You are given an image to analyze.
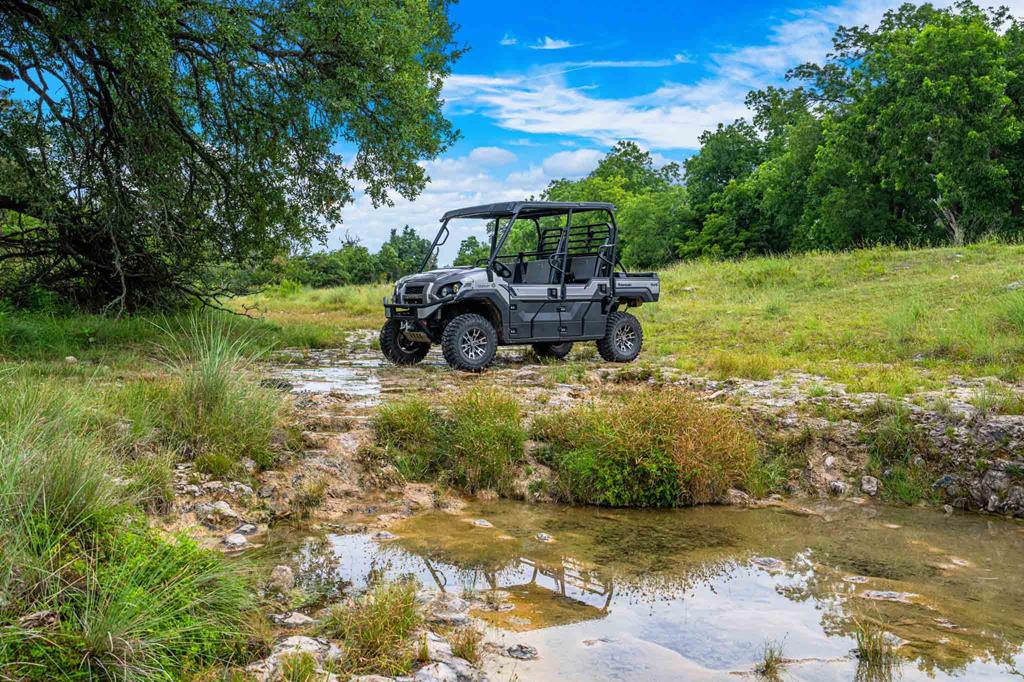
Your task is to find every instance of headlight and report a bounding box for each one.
[438,281,470,298]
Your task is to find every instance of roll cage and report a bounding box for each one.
[421,201,624,292]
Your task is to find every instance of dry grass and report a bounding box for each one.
[449,626,483,663]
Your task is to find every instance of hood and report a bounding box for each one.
[397,267,487,287]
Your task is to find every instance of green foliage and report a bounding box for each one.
[372,388,526,495]
[318,581,422,676]
[861,400,932,504]
[854,620,901,682]
[0,0,460,309]
[0,371,251,681]
[531,388,757,507]
[453,235,491,267]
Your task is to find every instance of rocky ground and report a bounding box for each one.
[153,333,1024,680]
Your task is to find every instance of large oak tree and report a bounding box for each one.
[0,0,461,310]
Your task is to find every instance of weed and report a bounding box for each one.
[279,652,319,682]
[756,639,787,680]
[971,382,1024,416]
[373,388,525,495]
[853,620,900,682]
[291,477,329,519]
[450,626,483,663]
[746,429,814,498]
[319,581,422,675]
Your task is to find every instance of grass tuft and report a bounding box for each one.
[756,639,787,680]
[373,387,526,495]
[854,620,901,682]
[319,581,422,676]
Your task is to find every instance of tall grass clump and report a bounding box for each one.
[158,314,291,476]
[531,387,757,507]
[0,372,252,681]
[318,581,422,675]
[756,639,787,680]
[372,387,525,494]
[853,620,901,682]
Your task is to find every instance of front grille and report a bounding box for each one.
[404,285,425,295]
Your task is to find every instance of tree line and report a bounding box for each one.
[526,2,1024,270]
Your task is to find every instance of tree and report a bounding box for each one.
[0,0,461,310]
[683,120,764,212]
[616,187,693,268]
[453,236,490,267]
[589,141,680,193]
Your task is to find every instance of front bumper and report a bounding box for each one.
[382,295,453,320]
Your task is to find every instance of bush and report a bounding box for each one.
[372,387,526,494]
[532,388,757,506]
[318,581,422,675]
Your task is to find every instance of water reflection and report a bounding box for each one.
[269,502,1024,681]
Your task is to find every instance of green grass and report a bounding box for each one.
[854,620,901,682]
[0,371,252,681]
[531,387,757,507]
[243,244,1024,394]
[449,626,483,664]
[318,581,422,676]
[756,639,787,680]
[373,387,526,495]
[746,428,815,498]
[861,400,934,505]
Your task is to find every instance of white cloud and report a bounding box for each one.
[542,149,605,177]
[673,53,692,64]
[529,36,581,50]
[499,32,517,46]
[467,146,517,166]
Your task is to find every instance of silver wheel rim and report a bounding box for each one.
[614,324,637,354]
[460,327,488,361]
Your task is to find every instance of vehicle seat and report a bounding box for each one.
[565,255,599,283]
[519,260,553,285]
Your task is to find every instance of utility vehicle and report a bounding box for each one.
[380,201,660,372]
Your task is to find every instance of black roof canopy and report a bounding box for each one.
[441,201,616,221]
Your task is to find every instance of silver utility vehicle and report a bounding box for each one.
[380,201,660,372]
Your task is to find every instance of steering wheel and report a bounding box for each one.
[492,261,513,279]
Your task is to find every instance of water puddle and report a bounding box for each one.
[266,501,1024,681]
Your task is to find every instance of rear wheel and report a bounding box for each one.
[379,319,430,365]
[531,341,574,360]
[441,313,497,372]
[596,311,643,362]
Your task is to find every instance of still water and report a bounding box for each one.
[272,500,1024,681]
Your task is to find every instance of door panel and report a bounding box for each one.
[509,285,561,341]
[562,279,608,338]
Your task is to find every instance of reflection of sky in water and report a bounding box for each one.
[274,501,1024,682]
[275,365,381,396]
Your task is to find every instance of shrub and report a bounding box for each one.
[449,626,483,663]
[372,388,526,495]
[318,581,422,675]
[532,388,757,507]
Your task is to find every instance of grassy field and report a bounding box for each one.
[243,242,1024,395]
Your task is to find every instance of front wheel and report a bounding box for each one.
[596,311,643,362]
[379,319,430,365]
[441,313,497,372]
[531,341,574,360]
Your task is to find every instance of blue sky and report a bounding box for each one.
[339,0,923,261]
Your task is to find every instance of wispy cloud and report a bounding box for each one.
[444,0,915,150]
[499,32,518,46]
[529,36,581,50]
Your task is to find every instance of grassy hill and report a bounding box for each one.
[241,242,1024,395]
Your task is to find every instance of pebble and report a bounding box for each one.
[273,611,316,627]
[234,523,259,536]
[414,662,459,682]
[471,519,493,528]
[373,531,397,540]
[861,590,918,604]
[268,564,295,593]
[535,532,554,543]
[506,644,538,660]
[943,504,954,515]
[828,480,848,495]
[64,356,78,364]
[223,533,247,549]
[860,475,880,496]
[751,556,785,570]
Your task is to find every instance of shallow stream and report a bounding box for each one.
[267,500,1024,681]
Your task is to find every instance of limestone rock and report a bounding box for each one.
[268,564,295,593]
[860,475,880,497]
[223,533,247,549]
[414,662,459,682]
[505,644,538,660]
